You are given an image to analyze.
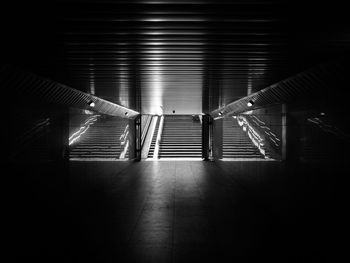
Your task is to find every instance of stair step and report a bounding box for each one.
[158,116,202,159]
[222,118,265,159]
[70,117,129,159]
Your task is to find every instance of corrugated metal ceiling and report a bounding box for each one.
[2,0,350,114]
[211,60,347,118]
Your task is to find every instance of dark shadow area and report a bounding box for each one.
[8,160,348,262]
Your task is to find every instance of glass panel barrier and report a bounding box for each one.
[68,108,130,160]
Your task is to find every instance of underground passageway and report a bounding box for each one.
[3,0,350,261]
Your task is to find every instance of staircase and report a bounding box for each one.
[159,115,202,158]
[147,117,160,158]
[222,118,266,159]
[69,116,129,159]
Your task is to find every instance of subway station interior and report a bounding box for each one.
[3,0,350,262]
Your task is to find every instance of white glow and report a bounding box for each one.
[144,50,165,54]
[148,56,163,61]
[147,42,164,46]
[148,65,164,115]
[142,62,166,66]
[247,78,252,95]
[89,102,95,107]
[84,110,94,114]
[143,18,166,22]
[146,31,163,35]
[69,115,100,146]
[90,82,95,95]
[89,68,95,95]
[252,115,265,125]
[143,18,205,22]
[221,158,274,162]
[119,65,129,107]
[236,115,267,158]
[247,101,253,107]
[146,158,203,161]
[119,125,130,159]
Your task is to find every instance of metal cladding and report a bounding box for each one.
[211,61,347,118]
[0,66,139,119]
[2,1,350,115]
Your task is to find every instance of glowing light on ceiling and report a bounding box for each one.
[146,42,164,46]
[88,100,95,107]
[148,65,164,115]
[143,18,166,22]
[247,100,254,107]
[247,76,252,96]
[144,50,165,54]
[118,64,129,107]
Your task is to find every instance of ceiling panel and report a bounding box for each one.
[55,0,288,114]
[3,0,350,114]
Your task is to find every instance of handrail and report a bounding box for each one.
[247,115,281,149]
[238,115,281,159]
[141,116,158,159]
[69,115,100,146]
[237,115,267,157]
[119,124,130,159]
[153,115,164,159]
[141,115,152,147]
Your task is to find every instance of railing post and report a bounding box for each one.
[134,114,141,161]
[202,114,213,160]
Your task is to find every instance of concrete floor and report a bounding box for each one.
[10,160,347,262]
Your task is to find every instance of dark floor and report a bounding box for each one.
[10,159,348,262]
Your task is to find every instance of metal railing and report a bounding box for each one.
[236,114,282,159]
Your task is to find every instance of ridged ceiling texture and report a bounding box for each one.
[211,60,347,118]
[56,0,293,115]
[3,0,350,114]
[1,66,139,118]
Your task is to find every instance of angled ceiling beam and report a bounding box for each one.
[1,65,139,119]
[211,60,345,118]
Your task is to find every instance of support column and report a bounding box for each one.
[213,118,223,159]
[130,114,141,161]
